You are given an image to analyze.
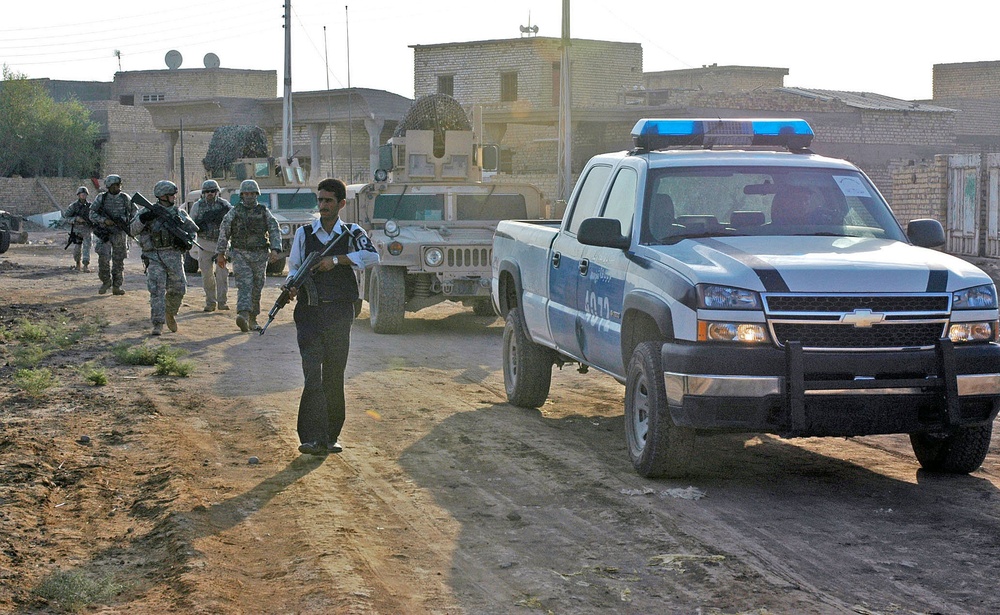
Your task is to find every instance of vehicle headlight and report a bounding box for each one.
[953,284,997,309]
[424,247,444,267]
[948,321,997,343]
[387,241,403,256]
[384,220,400,238]
[697,284,761,309]
[698,321,770,343]
[279,224,291,235]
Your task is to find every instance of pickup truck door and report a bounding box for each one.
[547,165,613,360]
[578,167,638,375]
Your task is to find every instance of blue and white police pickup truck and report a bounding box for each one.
[492,118,1000,477]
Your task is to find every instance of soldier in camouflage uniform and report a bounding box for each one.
[89,174,135,295]
[216,179,282,332]
[63,186,94,272]
[189,179,232,311]
[130,181,199,336]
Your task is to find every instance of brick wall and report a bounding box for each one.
[0,177,95,218]
[888,156,949,228]
[113,68,276,102]
[933,61,1000,100]
[413,37,642,109]
[644,65,788,92]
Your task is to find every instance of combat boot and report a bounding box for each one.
[73,260,81,272]
[98,281,112,294]
[112,286,125,295]
[203,302,217,312]
[151,323,163,336]
[249,315,261,331]
[218,303,230,310]
[82,263,90,273]
[165,311,178,333]
[236,311,250,332]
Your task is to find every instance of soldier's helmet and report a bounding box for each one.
[104,174,122,188]
[201,179,220,192]
[154,180,178,198]
[77,186,89,195]
[239,179,260,194]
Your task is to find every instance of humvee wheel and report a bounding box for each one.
[370,265,405,334]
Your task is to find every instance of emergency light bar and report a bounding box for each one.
[631,118,814,152]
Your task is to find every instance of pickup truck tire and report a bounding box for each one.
[625,341,694,478]
[266,257,286,276]
[0,229,9,255]
[909,424,993,474]
[503,307,552,407]
[370,265,405,334]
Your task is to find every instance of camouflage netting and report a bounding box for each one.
[393,95,471,157]
[202,125,268,177]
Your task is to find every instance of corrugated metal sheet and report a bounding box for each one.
[779,87,956,113]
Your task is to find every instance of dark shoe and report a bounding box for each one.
[82,264,90,273]
[327,441,343,454]
[298,442,328,456]
[203,302,217,312]
[112,286,125,295]
[98,281,111,295]
[218,303,230,311]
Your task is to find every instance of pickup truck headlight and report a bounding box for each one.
[424,247,444,267]
[948,321,997,343]
[698,321,770,343]
[279,223,291,235]
[953,284,998,309]
[697,284,761,310]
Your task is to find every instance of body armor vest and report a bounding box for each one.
[230,204,269,250]
[300,226,359,305]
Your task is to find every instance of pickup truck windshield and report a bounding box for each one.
[643,166,907,244]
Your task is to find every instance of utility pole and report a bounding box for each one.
[281,1,293,163]
[346,5,354,181]
[324,25,335,177]
[557,0,572,202]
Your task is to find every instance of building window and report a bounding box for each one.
[437,75,454,97]
[501,72,518,102]
[119,95,134,106]
[141,93,165,103]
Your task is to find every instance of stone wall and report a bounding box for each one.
[888,156,949,228]
[644,65,788,92]
[112,68,276,102]
[0,177,95,218]
[933,61,1000,100]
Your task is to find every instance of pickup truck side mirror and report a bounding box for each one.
[578,217,630,250]
[907,218,946,248]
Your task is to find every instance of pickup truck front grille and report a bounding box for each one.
[763,293,951,351]
[445,247,491,270]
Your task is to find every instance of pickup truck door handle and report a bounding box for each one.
[552,251,561,268]
[579,259,589,276]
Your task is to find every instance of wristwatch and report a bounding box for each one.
[332,256,339,266]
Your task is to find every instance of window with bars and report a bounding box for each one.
[141,93,165,102]
[437,75,454,97]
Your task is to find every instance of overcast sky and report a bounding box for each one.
[4,0,1000,102]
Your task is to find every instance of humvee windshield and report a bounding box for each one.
[456,194,527,220]
[373,194,444,221]
[268,191,318,211]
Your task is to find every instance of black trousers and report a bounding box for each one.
[294,301,354,446]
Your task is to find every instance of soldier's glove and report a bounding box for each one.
[139,210,156,223]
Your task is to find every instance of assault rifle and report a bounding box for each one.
[259,227,352,335]
[64,224,83,249]
[131,192,204,251]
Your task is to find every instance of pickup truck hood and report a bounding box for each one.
[650,236,992,293]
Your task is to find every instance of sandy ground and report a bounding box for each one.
[2,231,1000,614]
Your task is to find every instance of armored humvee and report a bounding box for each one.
[341,94,549,334]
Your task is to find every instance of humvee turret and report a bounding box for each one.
[341,94,550,334]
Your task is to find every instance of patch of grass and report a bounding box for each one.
[12,343,49,368]
[14,318,50,343]
[14,367,59,397]
[154,355,194,377]
[33,569,126,611]
[77,361,108,386]
[112,342,186,366]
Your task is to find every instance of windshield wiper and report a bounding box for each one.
[659,230,747,244]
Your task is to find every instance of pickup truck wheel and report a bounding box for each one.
[370,265,405,334]
[473,298,497,317]
[0,229,9,254]
[909,424,992,474]
[266,256,286,276]
[503,307,552,407]
[625,341,694,478]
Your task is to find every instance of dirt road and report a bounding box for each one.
[2,232,999,614]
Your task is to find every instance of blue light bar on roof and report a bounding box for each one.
[631,118,814,151]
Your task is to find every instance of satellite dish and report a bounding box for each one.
[204,53,220,69]
[165,50,183,69]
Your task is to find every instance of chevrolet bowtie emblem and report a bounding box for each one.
[841,308,885,328]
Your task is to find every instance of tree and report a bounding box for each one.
[0,66,100,178]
